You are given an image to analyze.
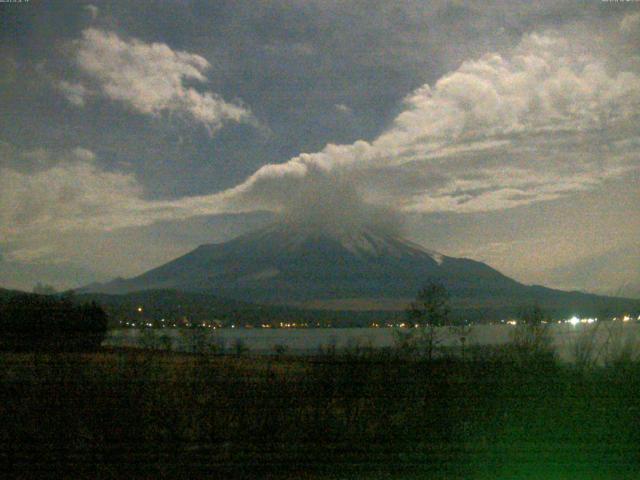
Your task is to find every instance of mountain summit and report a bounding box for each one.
[85,224,637,316]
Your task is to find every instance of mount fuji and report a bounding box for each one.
[84,224,638,318]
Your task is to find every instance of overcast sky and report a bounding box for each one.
[1,0,639,295]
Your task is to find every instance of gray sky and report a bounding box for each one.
[1,0,639,295]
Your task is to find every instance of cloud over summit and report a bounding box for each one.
[3,26,639,268]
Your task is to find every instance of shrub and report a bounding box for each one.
[509,304,555,364]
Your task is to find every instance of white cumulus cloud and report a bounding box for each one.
[198,31,640,217]
[62,28,252,133]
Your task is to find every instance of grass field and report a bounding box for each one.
[1,345,639,479]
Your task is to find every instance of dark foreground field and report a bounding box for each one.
[1,346,639,479]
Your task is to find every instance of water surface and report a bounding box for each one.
[105,321,640,362]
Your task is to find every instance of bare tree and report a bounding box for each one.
[404,281,451,360]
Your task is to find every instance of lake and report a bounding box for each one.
[104,321,640,363]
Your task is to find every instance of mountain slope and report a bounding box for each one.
[545,245,640,300]
[86,224,518,300]
[84,224,639,317]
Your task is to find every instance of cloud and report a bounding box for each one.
[273,171,401,235]
[1,148,142,239]
[71,146,96,162]
[621,12,640,36]
[84,4,99,21]
[334,103,352,114]
[63,29,253,133]
[4,245,59,265]
[6,28,640,246]
[0,147,240,246]
[57,80,89,106]
[387,33,639,143]
[197,30,640,217]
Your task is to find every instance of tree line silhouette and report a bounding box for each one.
[0,292,107,352]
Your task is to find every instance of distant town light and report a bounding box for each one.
[568,316,580,326]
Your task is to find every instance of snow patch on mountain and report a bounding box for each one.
[251,223,446,264]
